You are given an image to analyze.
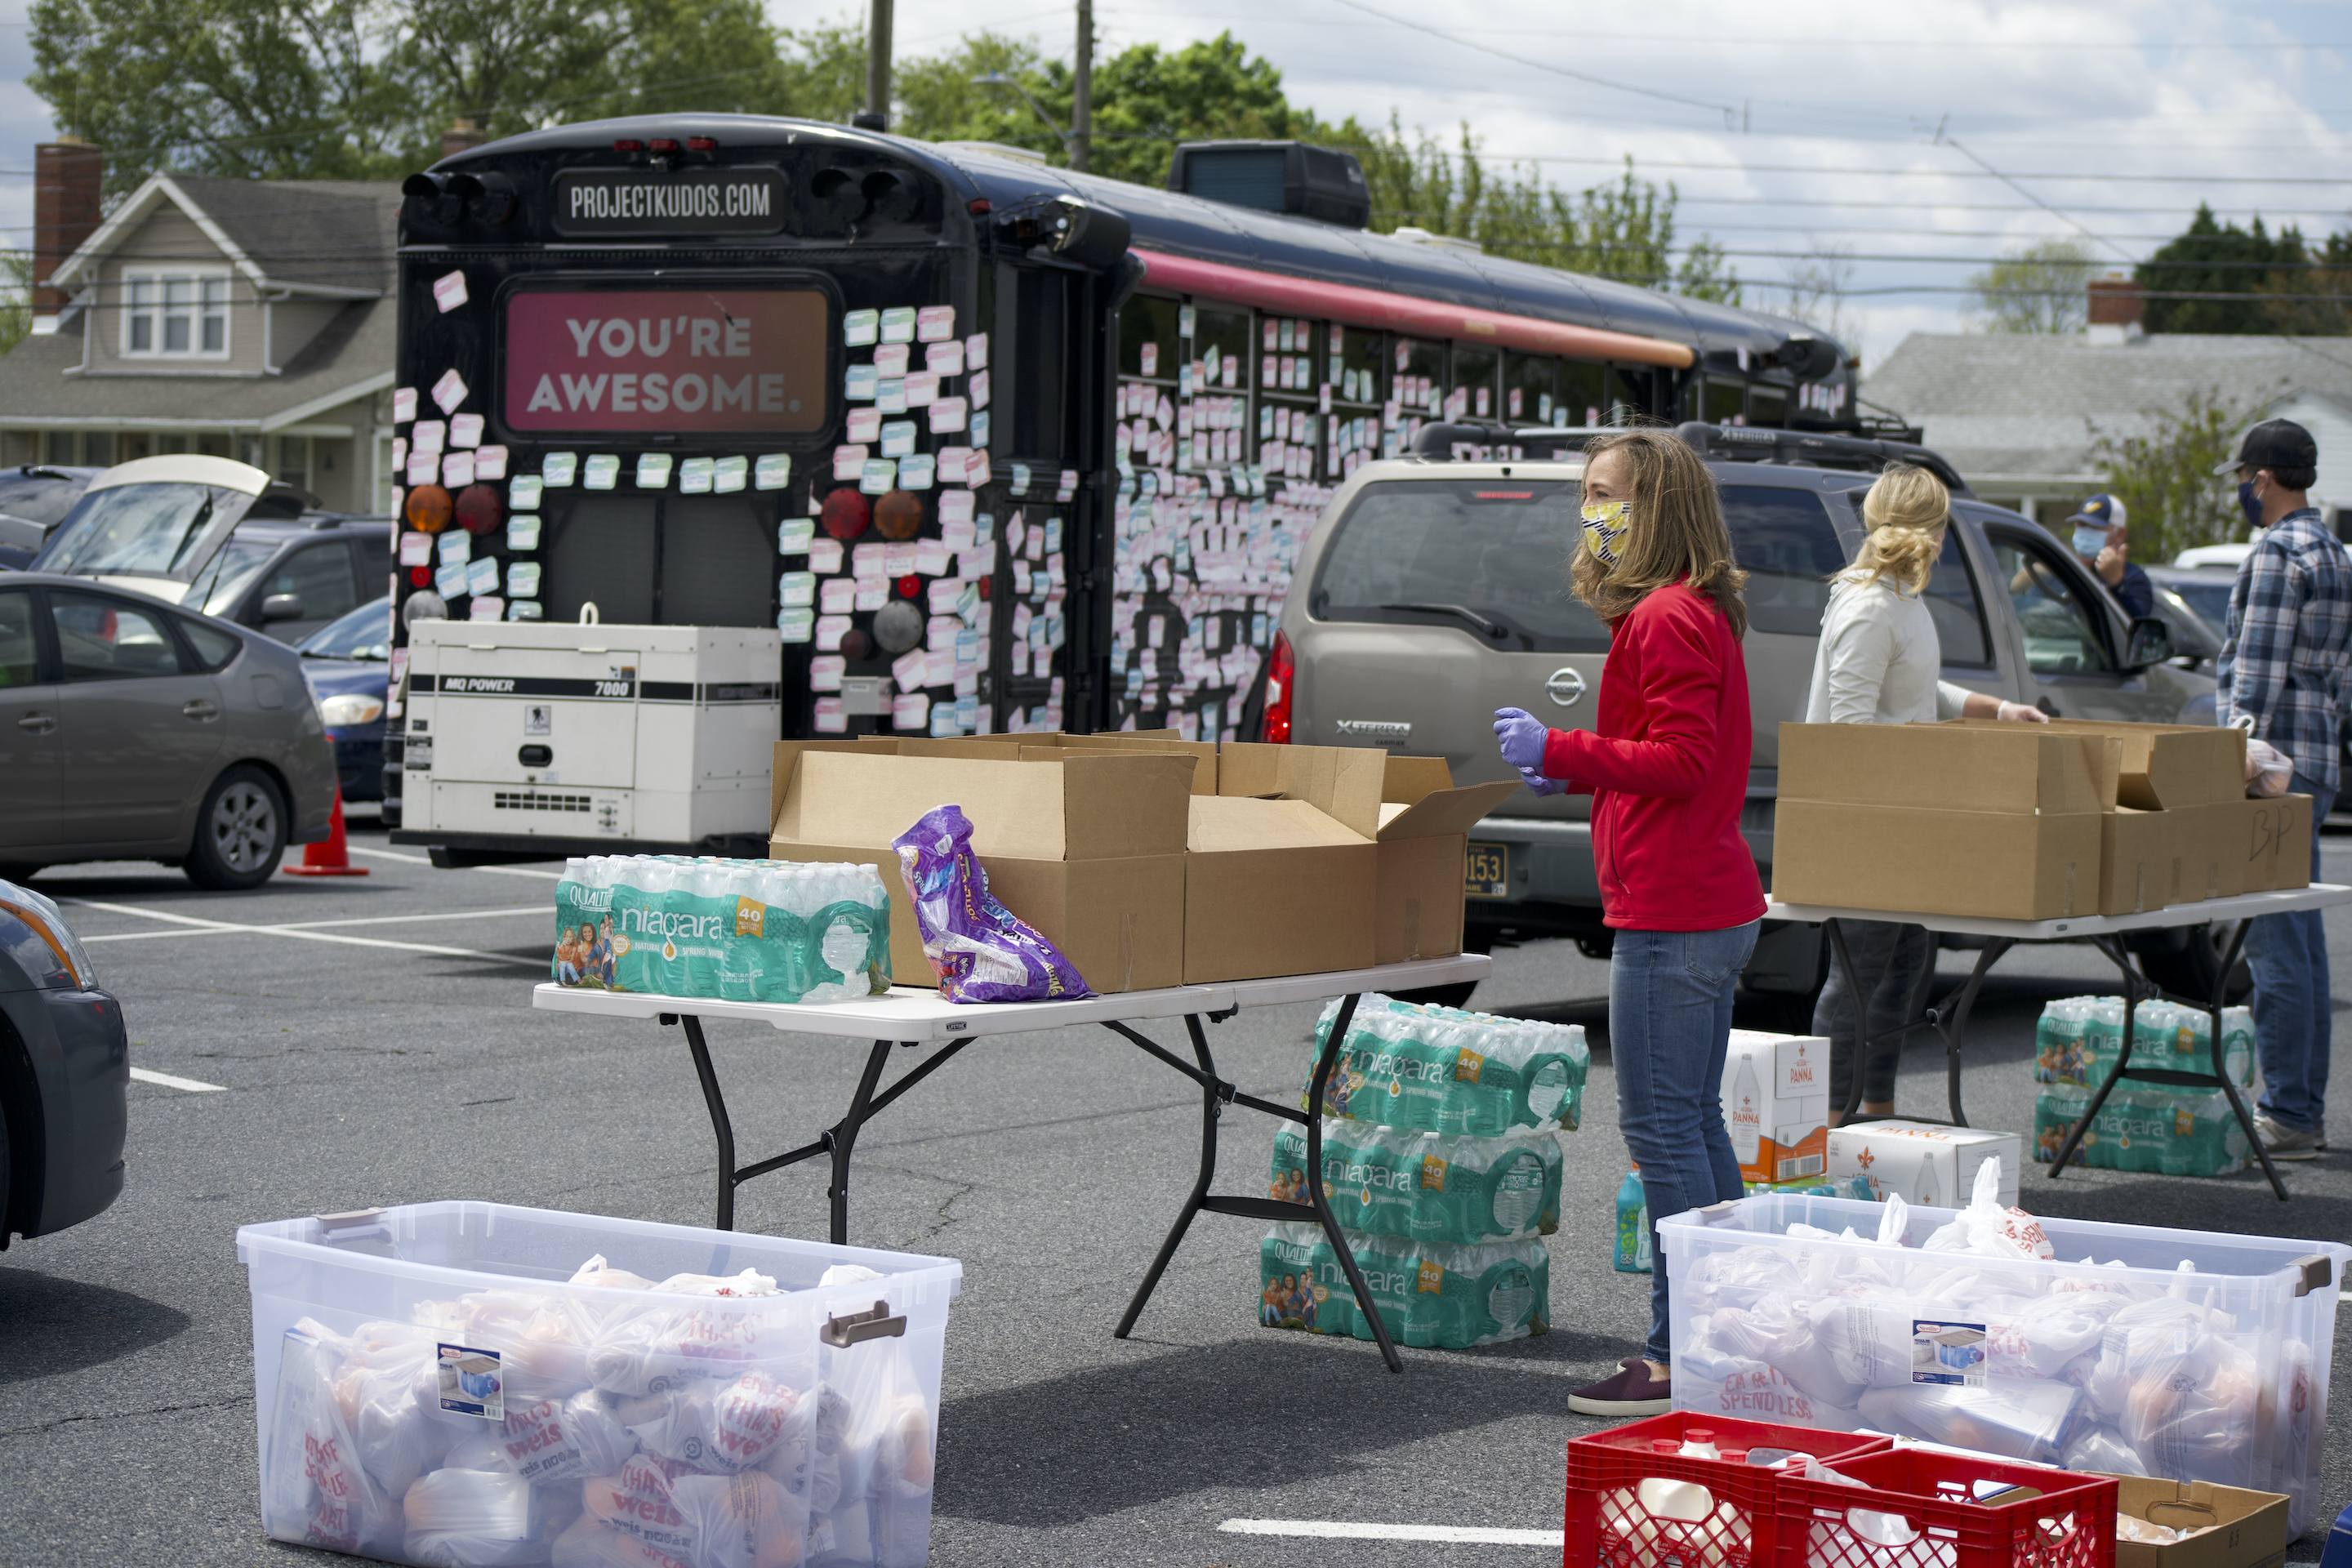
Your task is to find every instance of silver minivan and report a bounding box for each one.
[1272,427,2216,1008]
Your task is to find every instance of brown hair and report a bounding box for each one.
[1570,429,1749,638]
[1842,464,1948,596]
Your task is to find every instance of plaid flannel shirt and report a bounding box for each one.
[2217,507,2352,791]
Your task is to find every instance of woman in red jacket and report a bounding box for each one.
[1492,429,1764,1416]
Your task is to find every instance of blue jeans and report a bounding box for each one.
[2247,773,2336,1134]
[1611,920,1759,1364]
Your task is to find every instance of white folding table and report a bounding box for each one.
[1765,883,2352,1200]
[532,956,1490,1372]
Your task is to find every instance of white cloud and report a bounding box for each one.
[0,0,57,261]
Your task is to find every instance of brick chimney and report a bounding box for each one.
[33,137,103,326]
[441,118,486,160]
[2087,274,2146,332]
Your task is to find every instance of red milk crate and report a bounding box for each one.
[1773,1447,2118,1568]
[1566,1412,1891,1568]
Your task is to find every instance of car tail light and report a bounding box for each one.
[649,138,680,153]
[1263,629,1294,743]
[612,139,645,153]
[687,136,718,151]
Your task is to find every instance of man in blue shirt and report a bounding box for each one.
[2215,418,2351,1160]
[2068,493,2154,619]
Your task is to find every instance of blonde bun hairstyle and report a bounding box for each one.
[1845,464,1949,595]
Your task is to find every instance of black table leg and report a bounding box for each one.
[1929,938,2011,1129]
[678,1014,739,1231]
[2048,929,2286,1200]
[2198,921,2286,1200]
[1116,1013,1224,1341]
[1298,992,1403,1372]
[827,1040,894,1245]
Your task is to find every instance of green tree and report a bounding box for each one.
[2136,205,2307,335]
[1967,238,2097,334]
[0,254,33,358]
[1321,119,1737,302]
[2091,385,2274,563]
[2256,229,2352,336]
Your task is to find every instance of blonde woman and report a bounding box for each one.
[1492,430,1763,1416]
[1806,465,2046,1120]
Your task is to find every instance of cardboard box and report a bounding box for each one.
[1183,743,1384,982]
[1826,1121,2021,1208]
[1949,719,2246,915]
[1773,724,2106,920]
[2238,794,2312,894]
[768,743,1192,993]
[2102,1477,2288,1568]
[1722,1031,1831,1184]
[1372,756,1521,965]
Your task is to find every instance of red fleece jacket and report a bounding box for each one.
[1540,581,1765,932]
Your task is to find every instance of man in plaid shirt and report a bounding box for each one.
[2216,418,2350,1160]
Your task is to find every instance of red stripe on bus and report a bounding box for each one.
[1129,249,1698,370]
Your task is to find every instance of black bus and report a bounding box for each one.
[383,113,1851,835]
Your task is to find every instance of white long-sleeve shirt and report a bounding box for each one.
[1803,574,1974,725]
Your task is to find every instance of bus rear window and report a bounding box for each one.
[1311,479,1606,651]
[501,285,830,436]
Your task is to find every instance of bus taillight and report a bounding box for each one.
[688,137,718,152]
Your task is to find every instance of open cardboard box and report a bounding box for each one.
[1772,723,2105,920]
[2099,1477,2288,1568]
[1946,718,2310,905]
[1945,718,2236,913]
[1372,755,1521,967]
[768,742,1192,992]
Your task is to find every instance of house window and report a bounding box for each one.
[123,270,230,359]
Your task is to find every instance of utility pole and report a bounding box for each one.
[1071,0,1093,172]
[865,0,893,128]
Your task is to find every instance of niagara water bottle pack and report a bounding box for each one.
[237,1201,963,1568]
[1264,993,1579,1351]
[553,856,890,1004]
[1305,994,1589,1135]
[2033,996,2254,1092]
[1268,1120,1563,1244]
[1658,1164,2349,1537]
[1257,1222,1552,1350]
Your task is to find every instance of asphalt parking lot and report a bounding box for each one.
[3,812,2350,1566]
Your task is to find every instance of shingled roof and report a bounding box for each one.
[49,173,401,299]
[1863,331,2352,483]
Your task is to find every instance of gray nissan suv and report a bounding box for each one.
[1269,422,2217,1009]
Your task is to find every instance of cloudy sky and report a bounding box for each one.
[885,0,2352,363]
[0,0,2342,367]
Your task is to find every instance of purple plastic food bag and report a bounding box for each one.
[891,804,1090,1002]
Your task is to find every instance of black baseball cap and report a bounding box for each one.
[2215,417,2318,475]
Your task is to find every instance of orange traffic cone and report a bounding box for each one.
[283,786,371,877]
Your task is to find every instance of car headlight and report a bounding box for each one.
[318,693,385,727]
[0,880,99,990]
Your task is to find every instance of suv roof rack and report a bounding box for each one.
[1404,418,1973,498]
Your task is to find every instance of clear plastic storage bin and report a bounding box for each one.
[1658,1192,2345,1537]
[237,1201,963,1568]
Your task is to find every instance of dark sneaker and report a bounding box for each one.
[1570,1356,1672,1417]
[2254,1114,2322,1161]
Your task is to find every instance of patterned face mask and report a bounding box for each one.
[1581,501,1631,566]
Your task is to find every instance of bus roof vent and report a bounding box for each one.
[1166,140,1370,229]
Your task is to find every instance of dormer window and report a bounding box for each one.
[122,268,230,358]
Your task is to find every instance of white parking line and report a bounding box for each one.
[1218,1520,1564,1545]
[346,847,564,880]
[129,1067,228,1093]
[80,906,552,942]
[64,898,546,969]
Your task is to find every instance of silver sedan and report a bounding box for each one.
[0,573,337,889]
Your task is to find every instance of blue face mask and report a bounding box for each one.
[2238,479,2265,528]
[2072,527,2108,558]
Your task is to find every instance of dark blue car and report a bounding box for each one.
[296,596,390,801]
[1,878,127,1247]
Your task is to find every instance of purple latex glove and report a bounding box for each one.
[1493,707,1550,772]
[1517,764,1568,797]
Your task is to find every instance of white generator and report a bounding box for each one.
[402,619,780,851]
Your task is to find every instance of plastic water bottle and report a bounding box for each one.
[1729,1057,1762,1168]
[1615,1169,1652,1273]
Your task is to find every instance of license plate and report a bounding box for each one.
[1465,841,1508,898]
